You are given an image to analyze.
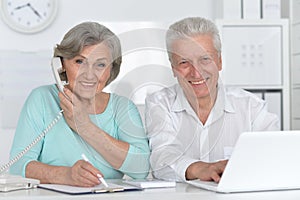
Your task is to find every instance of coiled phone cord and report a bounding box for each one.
[0,110,64,174]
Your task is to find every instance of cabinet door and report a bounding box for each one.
[292,0,300,24]
[221,26,282,86]
[292,24,300,54]
[265,92,282,130]
[292,54,300,85]
[292,88,300,119]
[292,119,300,130]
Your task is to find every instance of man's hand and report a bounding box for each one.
[186,160,228,183]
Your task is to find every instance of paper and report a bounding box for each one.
[123,179,176,189]
[38,181,141,195]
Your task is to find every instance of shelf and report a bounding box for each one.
[226,85,283,90]
[216,19,290,130]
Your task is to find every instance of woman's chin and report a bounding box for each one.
[75,90,96,100]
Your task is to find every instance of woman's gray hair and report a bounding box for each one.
[166,17,221,60]
[54,21,122,86]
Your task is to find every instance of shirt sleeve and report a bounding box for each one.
[114,96,150,179]
[145,95,195,182]
[9,88,48,177]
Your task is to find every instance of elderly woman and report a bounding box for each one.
[10,22,150,187]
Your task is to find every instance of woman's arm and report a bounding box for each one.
[76,123,130,169]
[59,89,150,178]
[26,160,103,187]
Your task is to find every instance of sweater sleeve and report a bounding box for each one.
[9,86,61,177]
[113,96,150,179]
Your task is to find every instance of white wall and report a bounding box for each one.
[0,0,215,166]
[0,0,215,51]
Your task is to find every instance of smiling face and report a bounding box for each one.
[170,34,222,102]
[62,43,112,100]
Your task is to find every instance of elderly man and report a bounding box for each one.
[145,17,279,183]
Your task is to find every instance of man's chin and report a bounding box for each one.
[194,90,211,99]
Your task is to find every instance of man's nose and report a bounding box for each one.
[190,64,203,78]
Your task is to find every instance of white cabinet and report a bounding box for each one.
[220,25,282,86]
[216,19,290,130]
[290,0,300,130]
[292,24,300,54]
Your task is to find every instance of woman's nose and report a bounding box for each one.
[79,62,95,79]
[86,67,95,79]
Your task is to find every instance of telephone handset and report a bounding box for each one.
[51,57,69,93]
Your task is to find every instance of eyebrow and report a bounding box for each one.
[76,54,109,62]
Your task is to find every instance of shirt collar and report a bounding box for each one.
[171,81,236,115]
[215,82,236,114]
[171,84,191,113]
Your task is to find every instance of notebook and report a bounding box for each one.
[38,180,142,195]
[123,178,176,189]
[187,131,300,193]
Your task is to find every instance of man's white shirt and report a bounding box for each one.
[145,83,279,182]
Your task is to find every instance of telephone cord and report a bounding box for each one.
[0,110,63,174]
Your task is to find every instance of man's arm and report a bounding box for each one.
[145,95,193,181]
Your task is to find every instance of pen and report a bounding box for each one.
[81,153,109,188]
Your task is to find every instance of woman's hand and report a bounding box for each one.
[26,160,103,187]
[65,160,103,187]
[58,88,91,134]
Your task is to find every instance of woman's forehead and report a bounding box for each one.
[79,43,111,59]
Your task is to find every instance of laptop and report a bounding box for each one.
[187,131,300,193]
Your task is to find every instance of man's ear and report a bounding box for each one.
[217,55,222,71]
[169,56,178,77]
[171,65,177,77]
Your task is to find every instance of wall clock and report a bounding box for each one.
[0,0,58,34]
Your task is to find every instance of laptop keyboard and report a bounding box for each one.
[187,180,219,191]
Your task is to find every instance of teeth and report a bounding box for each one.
[82,82,95,86]
[191,79,206,84]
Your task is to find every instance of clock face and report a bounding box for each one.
[0,0,58,34]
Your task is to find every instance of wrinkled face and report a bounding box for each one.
[63,43,112,99]
[170,34,222,101]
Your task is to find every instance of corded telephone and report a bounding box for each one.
[0,57,67,192]
[51,57,69,93]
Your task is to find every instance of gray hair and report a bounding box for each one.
[54,21,122,86]
[166,17,221,60]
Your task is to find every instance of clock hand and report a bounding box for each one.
[14,3,30,10]
[28,3,42,19]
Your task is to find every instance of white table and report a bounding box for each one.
[1,181,300,200]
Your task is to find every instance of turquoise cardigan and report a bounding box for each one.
[10,85,150,179]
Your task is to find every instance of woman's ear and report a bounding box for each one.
[60,57,66,70]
